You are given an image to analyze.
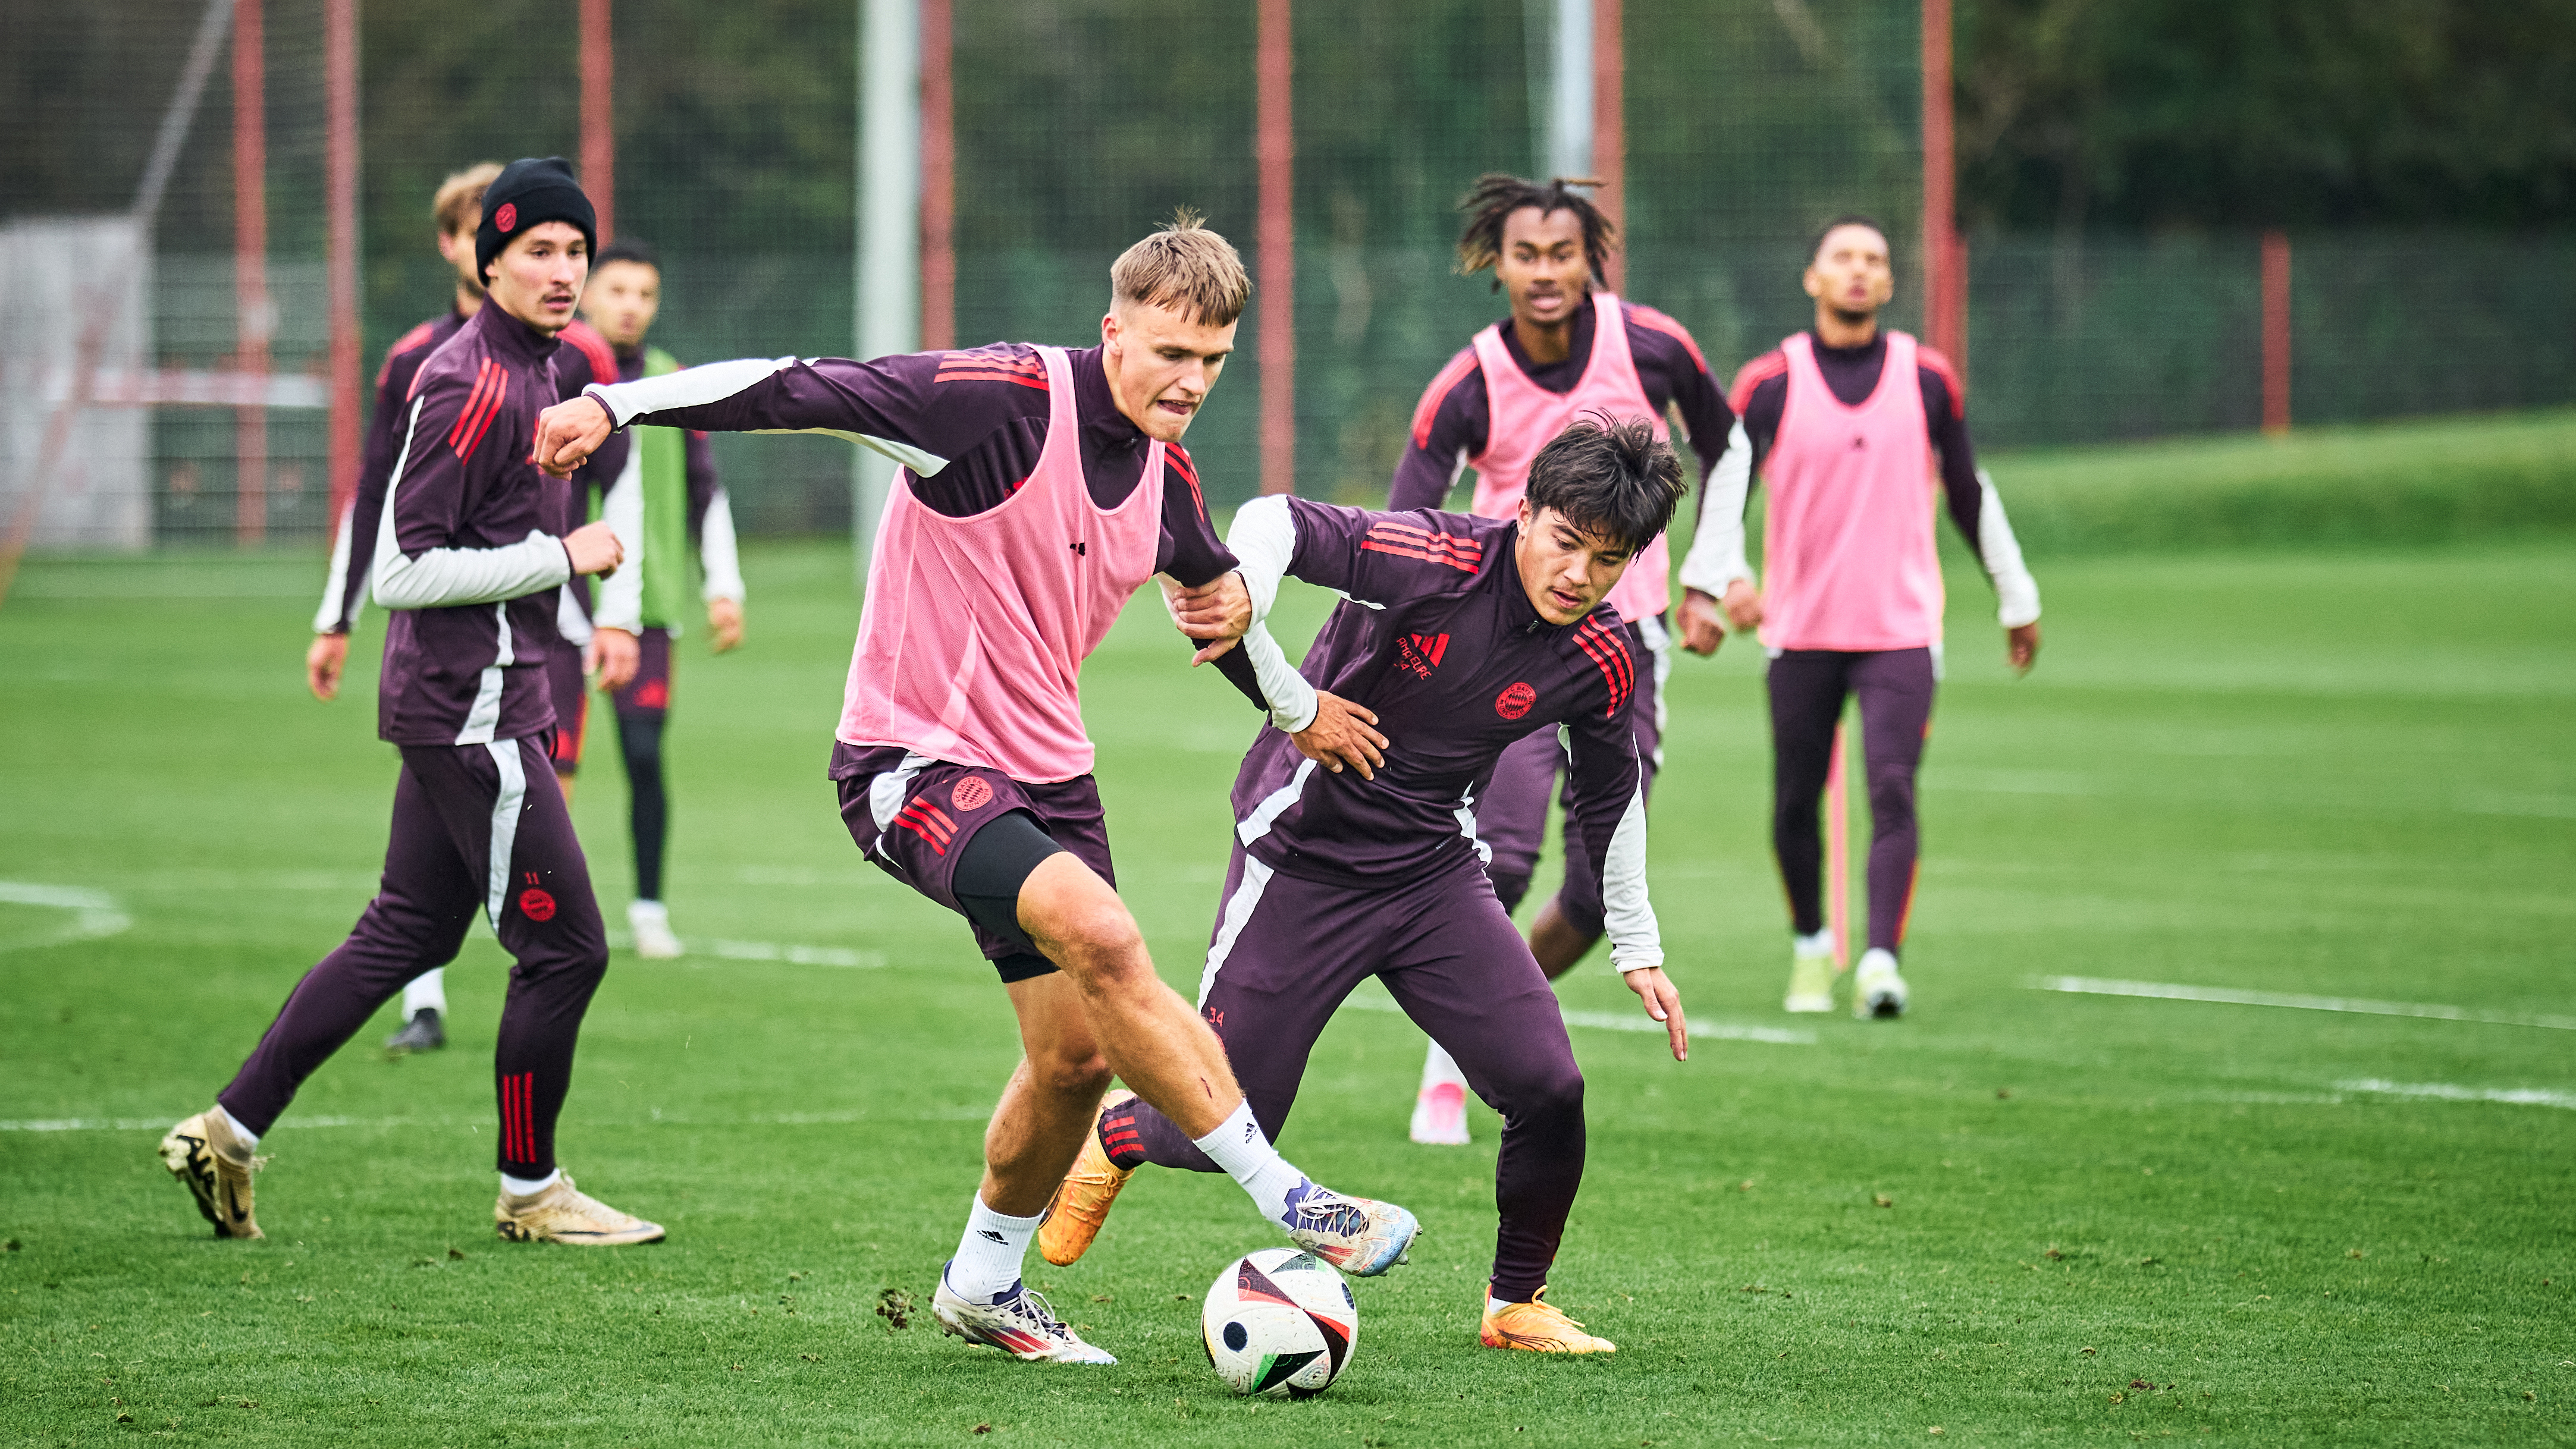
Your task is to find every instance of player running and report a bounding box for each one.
[1036,418,1690,1356]
[163,158,662,1247]
[567,237,749,960]
[306,162,630,1055]
[1674,215,2042,1017]
[531,215,1419,1366]
[1386,174,1743,1144]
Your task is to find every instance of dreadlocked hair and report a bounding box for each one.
[1454,173,1619,291]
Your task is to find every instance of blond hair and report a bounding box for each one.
[432,162,506,238]
[1110,209,1251,326]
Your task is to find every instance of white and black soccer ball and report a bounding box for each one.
[1200,1247,1358,1397]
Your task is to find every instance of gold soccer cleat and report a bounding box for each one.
[494,1173,665,1246]
[159,1109,266,1240]
[1480,1285,1617,1354]
[1037,1092,1137,1266]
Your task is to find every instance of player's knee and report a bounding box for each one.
[1498,1056,1585,1120]
[1043,901,1149,981]
[1028,1044,1113,1098]
[1865,769,1916,828]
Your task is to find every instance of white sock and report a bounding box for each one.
[400,969,447,1019]
[1859,947,1900,974]
[946,1194,1042,1302]
[629,899,666,921]
[500,1168,560,1198]
[1794,929,1834,959]
[1193,1101,1308,1227]
[210,1103,259,1152]
[1419,1039,1468,1095]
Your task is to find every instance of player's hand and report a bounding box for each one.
[706,596,745,653]
[2007,620,2041,675]
[1721,578,1764,631]
[586,626,640,693]
[532,395,613,479]
[306,631,349,701]
[1291,690,1388,780]
[1622,965,1689,1061]
[564,521,624,576]
[1169,571,1253,665]
[1678,588,1727,656]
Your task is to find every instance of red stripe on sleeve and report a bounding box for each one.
[1625,303,1712,376]
[455,367,510,461]
[446,360,493,448]
[560,319,618,392]
[1408,348,1480,451]
[1728,353,1789,416]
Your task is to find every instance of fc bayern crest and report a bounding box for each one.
[494,202,517,232]
[951,777,994,812]
[518,887,556,921]
[1494,682,1536,720]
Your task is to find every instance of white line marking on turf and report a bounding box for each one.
[2032,975,2576,1031]
[2336,1079,2576,1111]
[604,929,885,968]
[0,881,131,954]
[0,1108,993,1133]
[1338,992,1812,1045]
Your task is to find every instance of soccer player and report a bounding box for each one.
[531,215,1418,1366]
[1037,419,1691,1356]
[307,162,630,1054]
[570,236,749,959]
[1386,174,1743,1144]
[1674,215,2042,1017]
[164,158,662,1247]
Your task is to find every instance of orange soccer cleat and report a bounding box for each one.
[1036,1091,1137,1266]
[1479,1285,1617,1354]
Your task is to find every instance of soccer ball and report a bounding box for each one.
[1200,1247,1358,1397]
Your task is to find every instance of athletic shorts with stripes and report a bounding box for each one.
[829,741,1115,983]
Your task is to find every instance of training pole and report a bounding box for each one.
[2261,230,2291,435]
[581,0,614,240]
[1256,0,1295,495]
[1921,0,1963,366]
[918,0,954,351]
[324,0,359,529]
[855,0,921,583]
[1826,719,1852,972]
[1590,0,1623,294]
[231,0,270,545]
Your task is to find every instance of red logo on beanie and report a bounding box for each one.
[951,777,994,812]
[1495,682,1536,720]
[494,202,517,233]
[519,887,556,920]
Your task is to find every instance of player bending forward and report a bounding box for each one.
[164,158,662,1246]
[1676,215,2042,1017]
[533,215,1419,1366]
[305,161,633,1055]
[1039,418,1692,1356]
[1389,174,1742,1143]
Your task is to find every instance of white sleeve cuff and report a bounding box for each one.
[587,356,796,428]
[1241,622,1318,733]
[372,530,572,610]
[698,488,746,602]
[591,449,647,633]
[1975,469,2042,628]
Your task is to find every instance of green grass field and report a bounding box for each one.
[4,430,2572,1443]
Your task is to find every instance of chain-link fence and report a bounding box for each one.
[7,0,2570,552]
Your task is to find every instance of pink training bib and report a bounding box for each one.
[1756,329,1944,652]
[839,344,1165,782]
[1468,292,1673,625]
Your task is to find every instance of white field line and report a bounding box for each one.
[0,881,131,954]
[2336,1079,2576,1111]
[1338,992,1813,1046]
[2032,975,2576,1032]
[603,929,884,969]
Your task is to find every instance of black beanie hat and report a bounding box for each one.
[475,156,598,283]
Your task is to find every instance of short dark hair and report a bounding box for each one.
[594,237,660,272]
[1525,414,1685,554]
[1809,213,1891,266]
[1455,173,1619,292]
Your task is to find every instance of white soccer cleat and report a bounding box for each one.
[1282,1182,1419,1277]
[1409,1080,1471,1146]
[932,1269,1118,1365]
[1853,948,1909,1019]
[627,900,683,959]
